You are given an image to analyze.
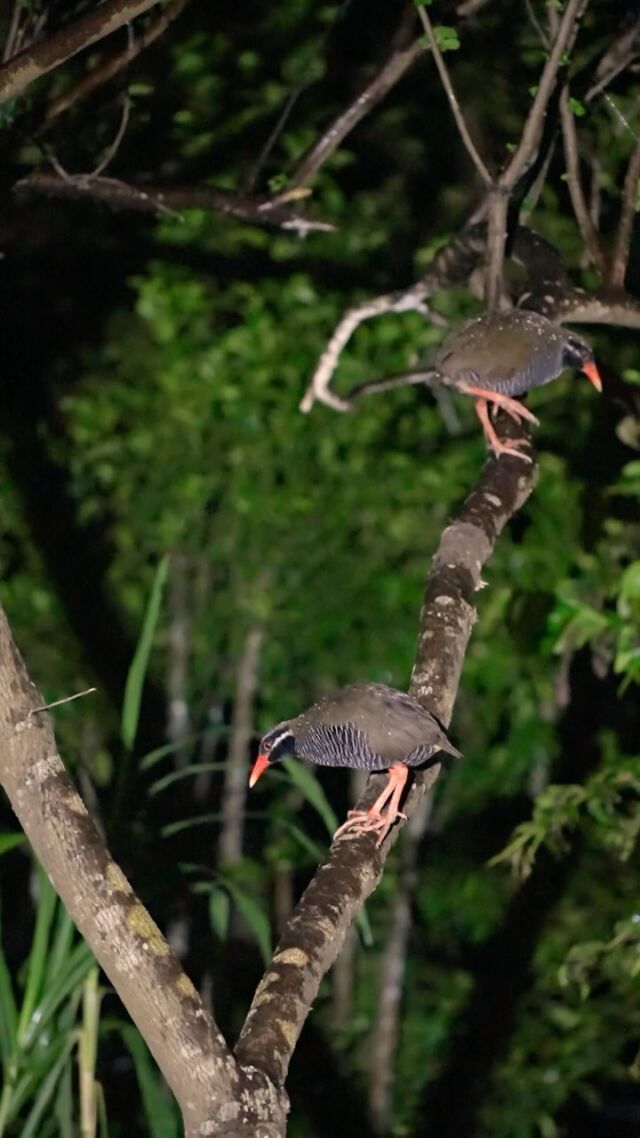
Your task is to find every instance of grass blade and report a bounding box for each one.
[121,555,169,751]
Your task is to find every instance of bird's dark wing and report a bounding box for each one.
[300,683,459,765]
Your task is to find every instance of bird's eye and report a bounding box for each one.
[262,739,272,753]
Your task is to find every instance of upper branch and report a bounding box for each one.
[0,0,164,107]
[291,36,425,187]
[45,0,191,124]
[235,439,538,1087]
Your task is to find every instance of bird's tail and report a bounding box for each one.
[440,737,462,760]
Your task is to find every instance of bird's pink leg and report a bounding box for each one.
[457,384,539,426]
[473,398,533,462]
[334,763,409,848]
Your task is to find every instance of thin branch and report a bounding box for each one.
[15,171,335,234]
[0,0,164,108]
[235,444,538,1087]
[299,222,486,412]
[415,6,492,186]
[92,93,131,177]
[609,134,640,289]
[559,86,607,274]
[504,0,588,190]
[2,0,22,64]
[291,37,426,187]
[484,0,588,307]
[585,14,640,104]
[45,0,191,124]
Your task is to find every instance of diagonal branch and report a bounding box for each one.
[559,85,607,275]
[609,134,640,290]
[45,0,191,124]
[0,604,258,1135]
[415,6,492,186]
[291,36,426,187]
[234,437,538,1087]
[0,0,164,108]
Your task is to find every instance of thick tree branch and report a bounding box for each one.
[15,172,334,235]
[234,436,538,1087]
[0,604,266,1136]
[45,0,191,124]
[0,0,164,108]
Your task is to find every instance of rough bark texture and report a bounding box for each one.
[0,603,288,1137]
[0,0,163,106]
[235,422,538,1087]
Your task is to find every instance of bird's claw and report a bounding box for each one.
[334,807,406,847]
[491,437,532,462]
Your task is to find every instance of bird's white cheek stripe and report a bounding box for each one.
[270,730,294,753]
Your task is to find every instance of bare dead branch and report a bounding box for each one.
[0,0,165,108]
[585,13,640,103]
[609,134,640,289]
[235,441,538,1087]
[45,0,191,124]
[456,0,496,15]
[559,86,607,274]
[300,223,486,412]
[415,6,492,186]
[291,37,425,187]
[15,171,335,234]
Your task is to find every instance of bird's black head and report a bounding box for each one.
[249,722,296,787]
[562,333,602,391]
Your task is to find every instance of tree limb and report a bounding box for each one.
[45,0,191,124]
[291,36,426,188]
[0,0,164,108]
[609,134,640,290]
[234,434,538,1087]
[14,171,335,235]
[558,85,607,275]
[415,6,492,186]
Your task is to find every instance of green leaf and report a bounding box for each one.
[434,25,460,51]
[222,881,272,964]
[568,96,586,117]
[0,833,25,856]
[121,554,169,751]
[209,886,231,941]
[120,1026,180,1138]
[282,757,338,835]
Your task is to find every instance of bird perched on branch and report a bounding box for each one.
[249,683,460,847]
[435,309,602,460]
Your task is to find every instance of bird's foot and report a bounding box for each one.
[334,806,407,848]
[490,436,533,462]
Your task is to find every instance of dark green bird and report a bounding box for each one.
[435,310,602,460]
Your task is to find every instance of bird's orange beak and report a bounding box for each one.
[249,753,270,788]
[582,361,602,392]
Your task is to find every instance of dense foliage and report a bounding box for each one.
[1,1,640,1136]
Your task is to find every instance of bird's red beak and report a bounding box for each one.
[249,753,270,788]
[582,361,602,392]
